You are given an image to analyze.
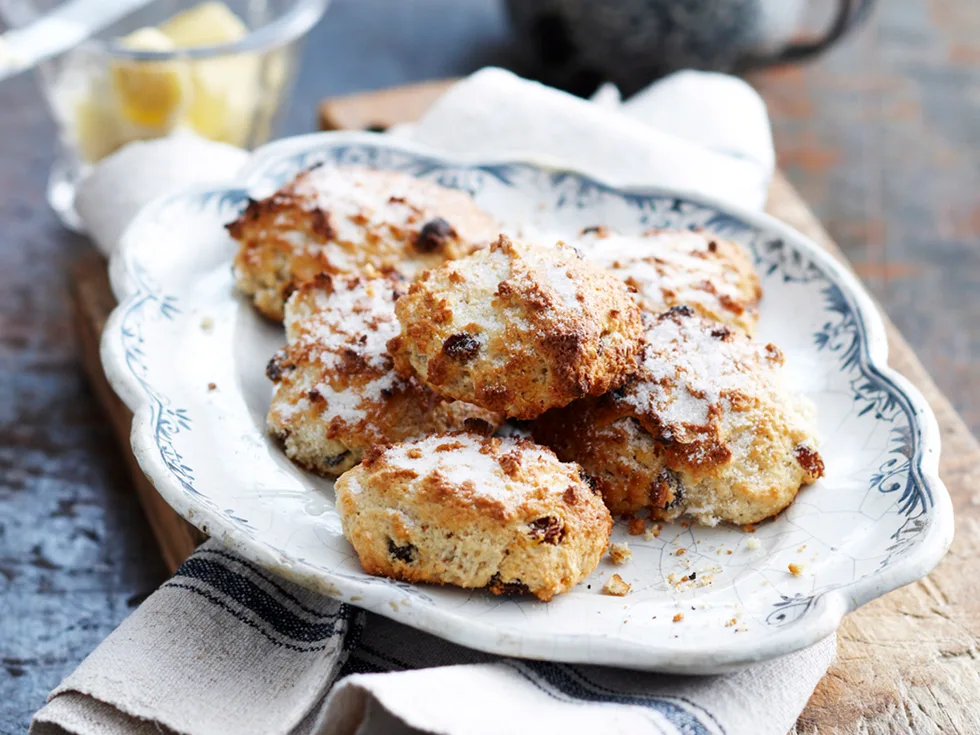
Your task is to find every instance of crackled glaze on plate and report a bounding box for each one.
[101,132,952,673]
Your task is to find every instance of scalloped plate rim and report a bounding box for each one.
[99,131,953,674]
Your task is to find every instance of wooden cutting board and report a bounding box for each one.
[72,80,980,734]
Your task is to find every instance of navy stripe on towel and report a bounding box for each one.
[166,556,346,644]
[508,661,721,735]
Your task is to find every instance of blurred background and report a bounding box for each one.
[0,0,978,729]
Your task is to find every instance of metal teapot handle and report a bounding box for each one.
[740,0,876,70]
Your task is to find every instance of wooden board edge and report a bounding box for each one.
[319,78,458,132]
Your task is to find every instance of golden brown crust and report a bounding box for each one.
[229,165,499,320]
[267,274,500,475]
[335,433,612,601]
[388,235,645,420]
[577,228,762,334]
[534,306,824,525]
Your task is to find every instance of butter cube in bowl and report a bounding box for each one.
[0,0,329,229]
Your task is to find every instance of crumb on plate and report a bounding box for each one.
[608,542,632,565]
[602,574,631,596]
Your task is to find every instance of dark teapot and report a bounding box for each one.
[506,0,876,95]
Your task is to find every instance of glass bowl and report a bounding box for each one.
[0,0,329,229]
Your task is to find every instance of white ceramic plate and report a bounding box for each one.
[101,132,952,673]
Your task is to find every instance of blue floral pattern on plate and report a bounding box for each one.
[100,132,951,673]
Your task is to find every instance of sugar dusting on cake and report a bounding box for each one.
[617,308,819,488]
[286,276,400,375]
[281,275,407,424]
[577,230,747,316]
[381,434,563,501]
[623,311,764,435]
[289,165,494,262]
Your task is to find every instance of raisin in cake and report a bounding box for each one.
[267,273,499,475]
[335,433,612,601]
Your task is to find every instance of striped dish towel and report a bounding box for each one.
[32,540,834,735]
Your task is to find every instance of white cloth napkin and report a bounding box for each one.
[33,541,835,735]
[398,68,773,211]
[35,69,835,735]
[75,129,249,257]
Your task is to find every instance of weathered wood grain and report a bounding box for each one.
[0,74,168,731]
[768,173,980,735]
[318,79,459,133]
[755,11,980,728]
[750,0,980,437]
[5,1,978,732]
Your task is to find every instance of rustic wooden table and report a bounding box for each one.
[1,1,977,732]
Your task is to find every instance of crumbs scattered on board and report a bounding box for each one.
[788,563,804,576]
[643,524,661,541]
[207,382,217,391]
[201,316,214,332]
